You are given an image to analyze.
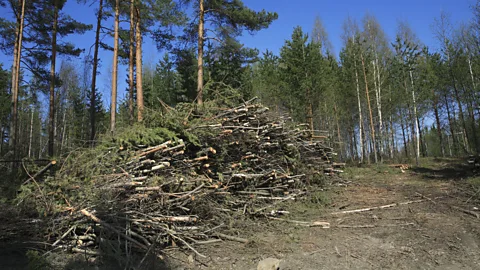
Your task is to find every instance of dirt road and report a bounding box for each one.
[176,159,480,270]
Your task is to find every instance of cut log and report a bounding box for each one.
[23,160,56,184]
[331,199,426,215]
[80,209,149,250]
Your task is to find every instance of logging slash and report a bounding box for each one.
[20,98,341,261]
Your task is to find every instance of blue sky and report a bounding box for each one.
[0,0,477,107]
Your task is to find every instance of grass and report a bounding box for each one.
[467,177,480,200]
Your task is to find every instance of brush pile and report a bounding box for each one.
[30,98,342,259]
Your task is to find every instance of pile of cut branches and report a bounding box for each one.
[20,98,342,260]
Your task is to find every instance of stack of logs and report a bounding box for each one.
[52,99,341,258]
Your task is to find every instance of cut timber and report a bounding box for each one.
[388,164,409,173]
[331,199,427,215]
[336,223,414,228]
[141,162,170,173]
[450,205,479,218]
[268,217,330,228]
[134,140,172,158]
[133,216,198,223]
[214,233,249,243]
[23,160,56,184]
[80,209,149,250]
[71,247,99,256]
[132,141,184,160]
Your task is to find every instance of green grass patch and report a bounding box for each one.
[467,177,480,188]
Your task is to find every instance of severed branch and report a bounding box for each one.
[330,199,427,215]
[134,140,172,159]
[337,223,415,228]
[268,217,330,228]
[53,225,76,246]
[23,160,57,185]
[80,209,150,251]
[71,247,100,256]
[450,205,479,218]
[214,233,249,243]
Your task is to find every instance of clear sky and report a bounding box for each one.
[0,0,477,106]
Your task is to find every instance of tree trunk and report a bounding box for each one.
[196,0,205,105]
[60,108,67,155]
[349,125,356,161]
[28,108,33,158]
[400,109,408,158]
[360,53,377,163]
[135,6,144,122]
[452,82,470,153]
[111,0,119,133]
[307,91,313,136]
[417,116,426,157]
[48,0,59,157]
[10,18,19,153]
[362,117,369,163]
[390,115,395,158]
[444,93,457,155]
[334,102,343,160]
[10,0,26,163]
[466,91,479,153]
[432,90,445,156]
[467,56,480,121]
[129,0,135,124]
[462,83,479,153]
[388,86,394,159]
[372,56,384,161]
[90,0,103,143]
[353,54,364,162]
[409,70,420,165]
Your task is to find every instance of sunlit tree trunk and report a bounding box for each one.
[444,94,457,155]
[135,6,144,122]
[129,0,135,123]
[360,53,377,163]
[409,70,420,165]
[10,0,26,163]
[111,0,119,133]
[432,90,445,157]
[196,0,205,105]
[400,109,408,158]
[91,0,103,143]
[372,57,383,161]
[353,54,364,162]
[452,81,469,153]
[28,108,33,158]
[49,0,59,157]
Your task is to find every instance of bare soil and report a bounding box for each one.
[1,158,479,270]
[167,158,480,270]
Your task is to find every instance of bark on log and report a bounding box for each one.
[331,199,426,215]
[23,160,56,184]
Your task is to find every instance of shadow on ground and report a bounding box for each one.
[411,157,475,180]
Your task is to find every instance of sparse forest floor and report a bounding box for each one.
[1,157,480,270]
[165,157,480,270]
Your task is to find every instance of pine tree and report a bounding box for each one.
[91,0,104,143]
[182,0,277,105]
[279,26,323,132]
[111,0,119,133]
[0,0,92,157]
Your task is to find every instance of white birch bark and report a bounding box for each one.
[409,70,420,164]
